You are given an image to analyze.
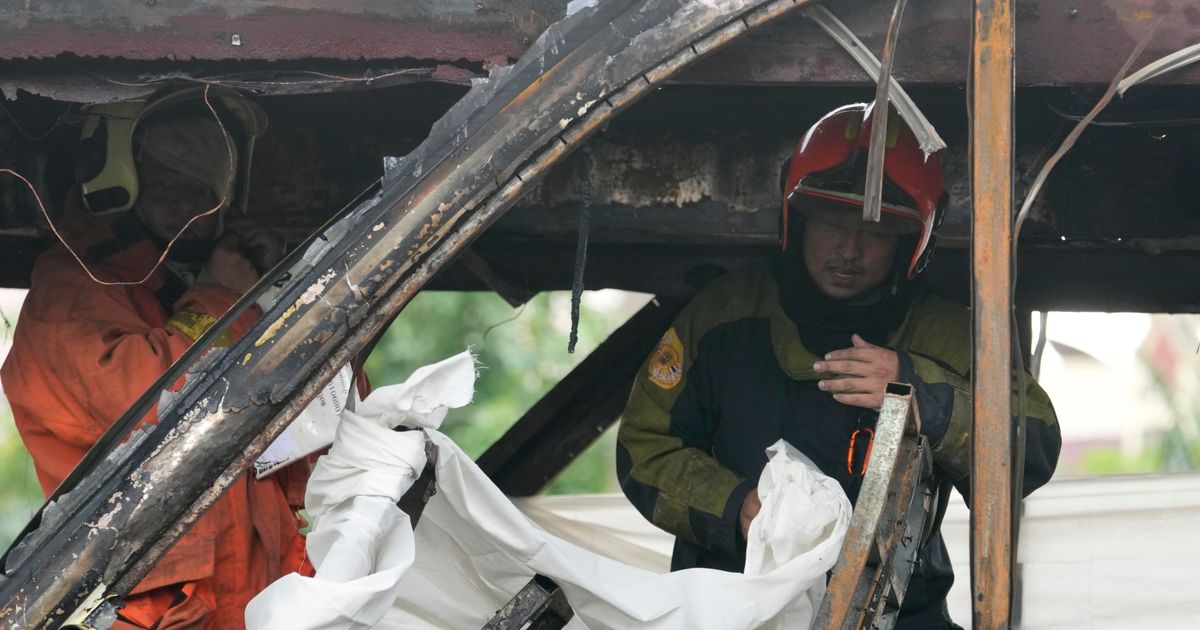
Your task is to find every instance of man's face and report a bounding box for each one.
[802,212,899,301]
[135,161,221,243]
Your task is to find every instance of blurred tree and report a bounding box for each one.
[0,395,41,551]
[1,293,42,551]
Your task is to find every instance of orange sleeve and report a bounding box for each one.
[9,251,259,451]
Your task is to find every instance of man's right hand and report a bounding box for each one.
[740,487,761,539]
[199,235,260,295]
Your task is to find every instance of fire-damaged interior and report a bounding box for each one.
[2,0,1200,626]
[7,81,1200,308]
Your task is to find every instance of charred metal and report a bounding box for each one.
[2,0,1200,627]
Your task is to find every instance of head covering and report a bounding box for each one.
[138,117,238,207]
[782,102,945,280]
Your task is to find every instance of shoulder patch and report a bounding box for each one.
[648,328,684,389]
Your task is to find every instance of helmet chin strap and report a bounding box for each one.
[886,232,920,296]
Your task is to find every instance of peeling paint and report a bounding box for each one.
[254,268,335,347]
[299,270,337,306]
[93,505,120,531]
[255,300,301,347]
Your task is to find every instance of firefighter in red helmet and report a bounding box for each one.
[618,102,1061,629]
[781,101,944,282]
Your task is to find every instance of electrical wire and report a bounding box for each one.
[87,68,436,91]
[1012,29,1158,247]
[1045,101,1200,127]
[1031,311,1048,380]
[0,175,384,567]
[481,300,529,346]
[0,99,72,142]
[0,84,234,288]
[1003,21,1158,616]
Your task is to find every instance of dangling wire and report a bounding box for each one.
[0,99,73,142]
[567,144,594,354]
[481,300,528,346]
[0,84,234,287]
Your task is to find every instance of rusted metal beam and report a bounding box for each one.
[970,0,1015,627]
[676,0,1200,86]
[477,296,685,496]
[5,1,1199,89]
[0,0,815,626]
[0,1,545,65]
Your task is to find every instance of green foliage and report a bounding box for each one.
[1079,445,1164,476]
[1,293,44,552]
[0,289,632,551]
[1079,438,1200,476]
[364,290,635,494]
[0,404,42,551]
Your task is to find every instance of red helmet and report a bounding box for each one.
[782,102,945,280]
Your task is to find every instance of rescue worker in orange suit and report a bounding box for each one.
[1,87,309,628]
[618,103,1062,629]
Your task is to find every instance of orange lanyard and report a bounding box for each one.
[846,427,875,476]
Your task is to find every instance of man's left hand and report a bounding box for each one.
[812,334,899,411]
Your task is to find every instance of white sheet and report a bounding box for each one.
[247,351,851,630]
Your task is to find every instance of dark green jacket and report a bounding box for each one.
[617,265,1060,628]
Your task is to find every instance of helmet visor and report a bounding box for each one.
[788,187,921,235]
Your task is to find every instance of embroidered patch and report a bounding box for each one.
[648,328,684,389]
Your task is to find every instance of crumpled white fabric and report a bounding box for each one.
[248,351,851,630]
[747,440,848,575]
[245,352,477,630]
[744,440,852,629]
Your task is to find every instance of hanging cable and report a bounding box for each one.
[568,144,594,354]
[0,99,73,142]
[1031,311,1049,380]
[481,300,529,346]
[0,85,234,287]
[1005,22,1158,611]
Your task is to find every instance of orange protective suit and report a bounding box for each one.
[1,236,312,628]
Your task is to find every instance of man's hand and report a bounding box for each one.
[199,235,260,295]
[740,487,761,539]
[812,334,899,411]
